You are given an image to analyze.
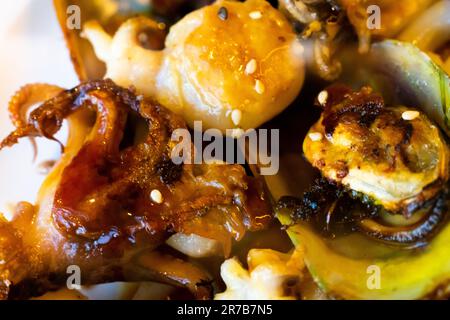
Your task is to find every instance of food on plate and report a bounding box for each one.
[339,0,435,52]
[0,79,272,299]
[303,85,448,215]
[398,0,450,74]
[83,0,305,133]
[1,0,450,301]
[275,38,450,299]
[280,0,446,80]
[215,248,304,300]
[337,40,450,137]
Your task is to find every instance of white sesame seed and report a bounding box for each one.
[150,189,164,204]
[318,90,328,106]
[308,132,323,142]
[255,80,265,94]
[249,11,262,19]
[245,59,257,75]
[402,110,420,121]
[230,109,242,126]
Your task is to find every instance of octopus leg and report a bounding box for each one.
[1,83,64,157]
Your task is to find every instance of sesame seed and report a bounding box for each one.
[230,109,242,126]
[402,110,420,121]
[245,59,257,75]
[218,7,228,20]
[150,189,164,204]
[318,90,328,106]
[249,11,262,19]
[308,132,323,141]
[255,80,265,94]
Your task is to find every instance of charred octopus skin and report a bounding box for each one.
[303,85,449,216]
[0,79,272,299]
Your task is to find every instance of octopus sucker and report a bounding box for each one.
[0,79,272,299]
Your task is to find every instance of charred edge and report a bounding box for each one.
[156,156,183,185]
[359,189,448,244]
[321,86,384,137]
[7,273,67,300]
[23,79,141,144]
[277,178,381,234]
[277,178,342,222]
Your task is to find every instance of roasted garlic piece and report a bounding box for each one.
[303,85,449,215]
[83,0,305,134]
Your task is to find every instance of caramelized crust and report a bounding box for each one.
[0,80,272,299]
[304,85,449,215]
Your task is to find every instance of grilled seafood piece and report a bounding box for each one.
[303,85,449,215]
[0,79,272,299]
[53,0,207,80]
[339,0,436,52]
[274,84,450,299]
[252,39,450,300]
[83,0,305,133]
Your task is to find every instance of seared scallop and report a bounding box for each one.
[83,0,305,134]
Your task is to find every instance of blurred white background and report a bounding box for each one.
[0,1,169,299]
[0,0,78,216]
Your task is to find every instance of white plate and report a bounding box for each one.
[0,0,77,217]
[0,1,167,300]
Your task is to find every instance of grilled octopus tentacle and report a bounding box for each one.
[0,79,273,299]
[1,83,64,157]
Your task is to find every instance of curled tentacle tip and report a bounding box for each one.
[46,136,65,154]
[29,137,38,162]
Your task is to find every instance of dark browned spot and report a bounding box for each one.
[321,85,384,137]
[156,156,183,185]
